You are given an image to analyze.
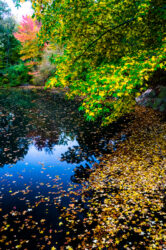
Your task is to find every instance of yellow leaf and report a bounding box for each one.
[66,246,73,250]
[16,245,22,249]
[138,17,142,21]
[51,247,56,250]
[117,92,123,97]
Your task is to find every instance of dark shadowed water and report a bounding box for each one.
[0,89,127,249]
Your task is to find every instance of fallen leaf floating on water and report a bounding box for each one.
[66,246,74,250]
[61,107,166,249]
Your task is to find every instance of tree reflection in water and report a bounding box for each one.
[0,89,128,185]
[0,110,30,166]
[71,164,92,184]
[0,89,131,249]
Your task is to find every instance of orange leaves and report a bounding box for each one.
[69,204,74,208]
[14,16,40,44]
[14,15,41,65]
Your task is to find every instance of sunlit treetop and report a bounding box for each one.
[14,15,41,64]
[14,15,40,42]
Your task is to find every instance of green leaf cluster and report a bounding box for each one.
[27,0,166,123]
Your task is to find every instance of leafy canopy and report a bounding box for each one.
[15,0,166,124]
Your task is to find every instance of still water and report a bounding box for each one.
[0,89,125,249]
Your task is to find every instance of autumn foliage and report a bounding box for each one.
[26,0,166,124]
[14,15,41,67]
[1,1,165,249]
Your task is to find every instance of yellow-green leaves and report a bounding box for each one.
[14,16,41,65]
[20,0,166,124]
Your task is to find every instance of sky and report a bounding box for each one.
[4,0,33,22]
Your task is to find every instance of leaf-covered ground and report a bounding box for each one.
[62,106,166,249]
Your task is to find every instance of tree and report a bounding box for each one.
[13,15,54,85]
[14,15,41,68]
[0,0,31,87]
[0,0,10,19]
[0,0,19,70]
[0,14,30,88]
[14,0,166,124]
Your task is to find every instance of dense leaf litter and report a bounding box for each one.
[62,107,166,249]
[0,89,165,249]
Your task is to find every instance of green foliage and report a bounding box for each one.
[0,0,31,87]
[13,0,166,123]
[0,31,21,70]
[0,0,20,68]
[26,0,165,124]
[0,62,31,87]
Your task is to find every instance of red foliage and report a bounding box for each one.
[14,15,41,43]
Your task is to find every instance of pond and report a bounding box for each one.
[0,89,127,249]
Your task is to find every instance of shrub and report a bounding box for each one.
[0,62,31,87]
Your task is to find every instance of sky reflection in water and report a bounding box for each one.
[0,89,117,248]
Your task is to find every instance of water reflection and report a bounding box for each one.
[0,110,30,166]
[0,89,122,169]
[71,164,92,184]
[0,89,129,249]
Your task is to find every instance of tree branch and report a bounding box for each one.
[73,17,136,63]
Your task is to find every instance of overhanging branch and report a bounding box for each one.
[73,5,166,64]
[73,16,136,63]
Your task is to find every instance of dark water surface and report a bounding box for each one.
[0,89,126,249]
